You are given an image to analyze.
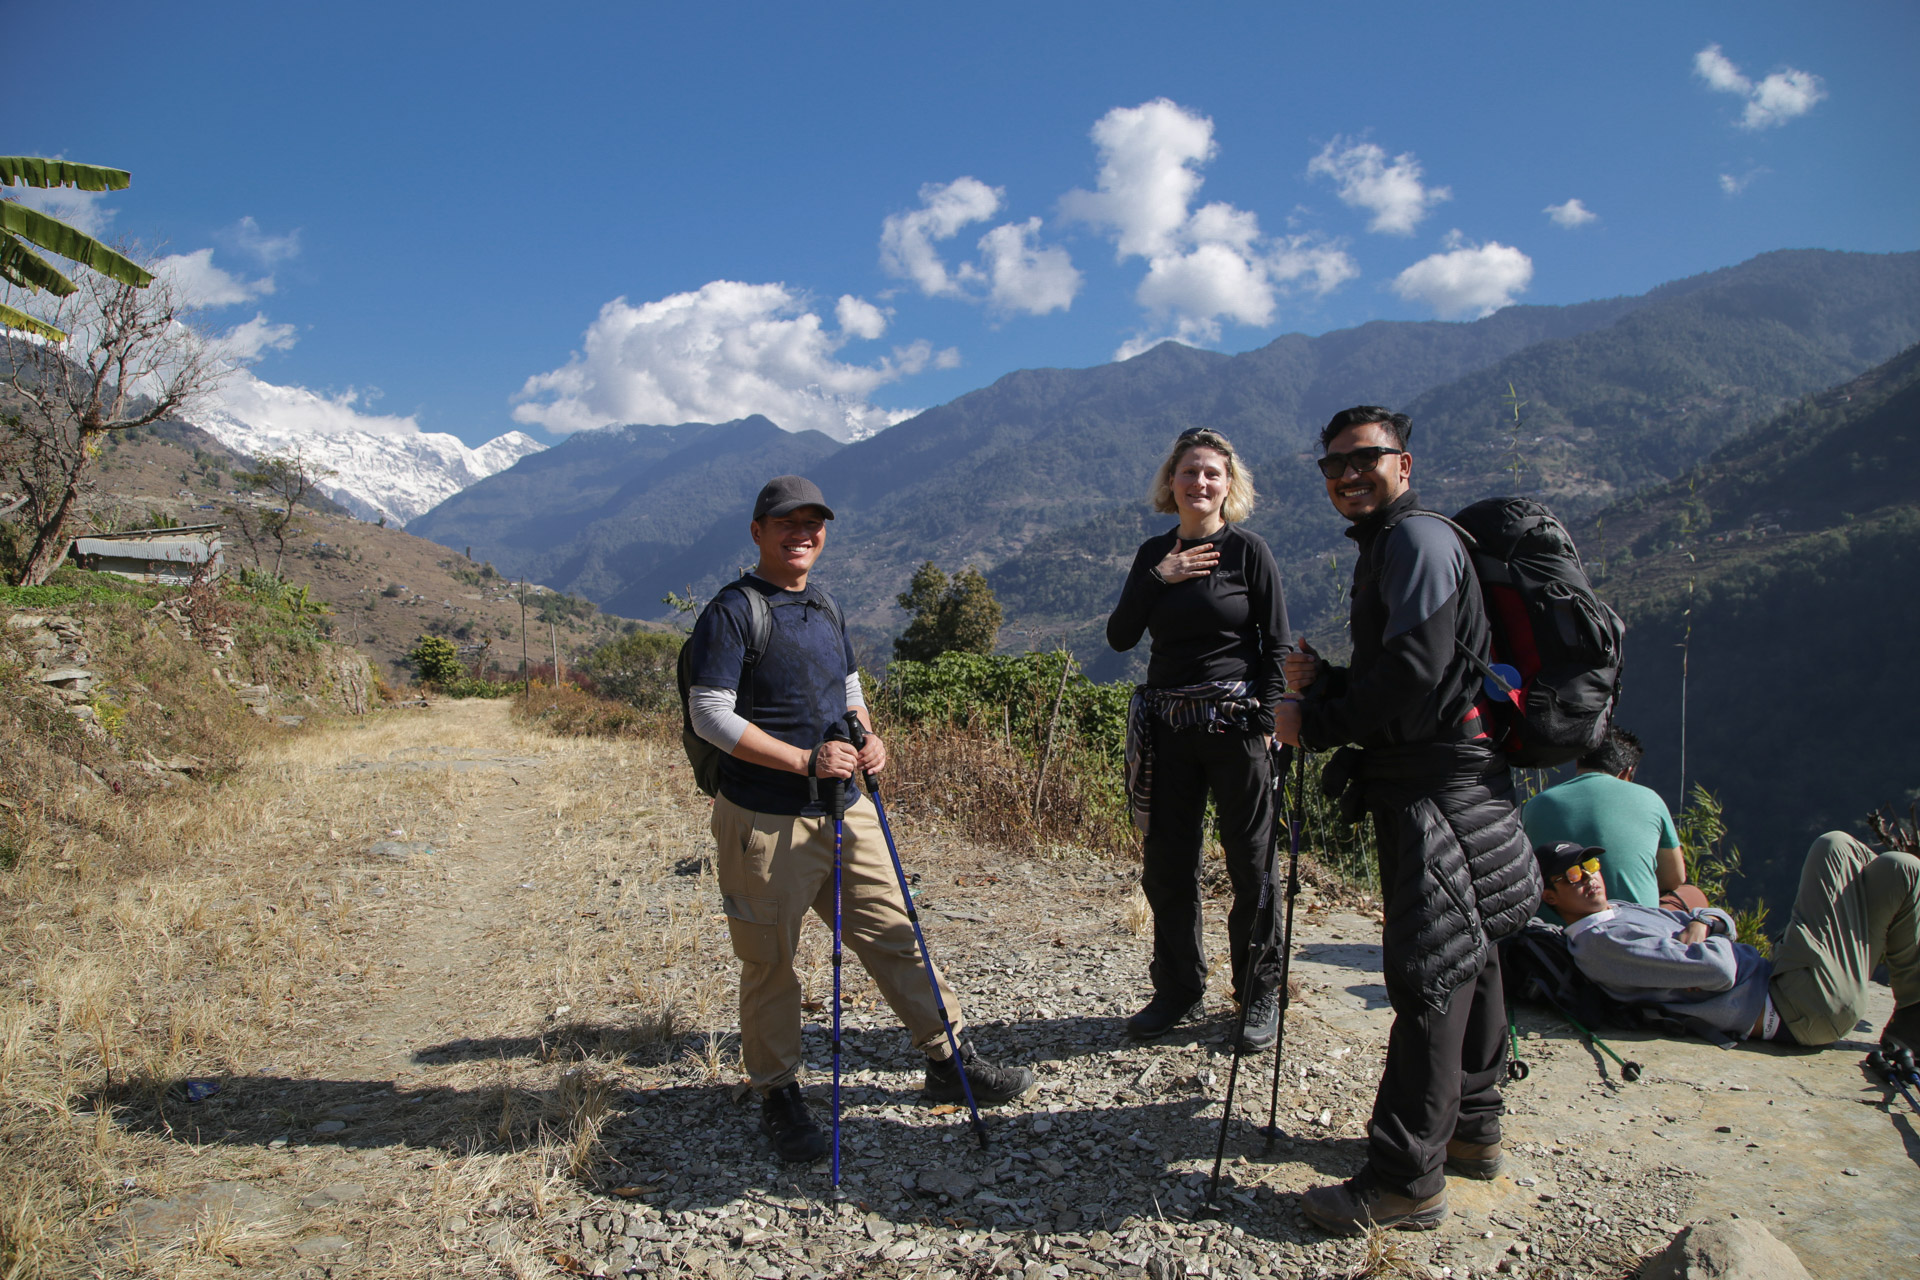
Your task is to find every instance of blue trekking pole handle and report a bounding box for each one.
[843,712,990,1149]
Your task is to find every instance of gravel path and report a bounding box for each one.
[98,703,1915,1278]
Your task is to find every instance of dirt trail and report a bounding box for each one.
[82,701,1920,1279]
[309,757,548,1082]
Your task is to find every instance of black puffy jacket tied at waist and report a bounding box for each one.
[1325,740,1541,1010]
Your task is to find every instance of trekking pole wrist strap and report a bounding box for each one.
[805,744,822,778]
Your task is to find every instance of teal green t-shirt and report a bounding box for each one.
[1523,772,1679,923]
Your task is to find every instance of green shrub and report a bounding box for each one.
[436,677,520,699]
[580,628,681,712]
[405,634,466,686]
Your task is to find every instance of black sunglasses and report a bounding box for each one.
[1177,426,1229,444]
[1315,446,1405,480]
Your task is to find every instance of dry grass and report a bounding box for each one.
[0,680,751,1278]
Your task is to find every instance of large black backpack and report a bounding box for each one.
[1423,498,1625,768]
[675,579,844,797]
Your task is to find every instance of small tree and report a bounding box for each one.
[236,446,335,577]
[893,561,1002,662]
[2,258,218,584]
[405,634,465,687]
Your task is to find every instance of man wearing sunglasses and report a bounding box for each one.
[1538,837,1920,1058]
[1273,406,1539,1235]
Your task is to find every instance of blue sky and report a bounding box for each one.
[10,1,1916,448]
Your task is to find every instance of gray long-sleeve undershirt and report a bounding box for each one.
[690,673,867,754]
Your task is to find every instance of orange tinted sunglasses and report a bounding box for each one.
[1550,857,1602,888]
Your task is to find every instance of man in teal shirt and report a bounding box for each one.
[1524,728,1686,923]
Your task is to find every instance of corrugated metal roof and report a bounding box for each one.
[73,537,223,563]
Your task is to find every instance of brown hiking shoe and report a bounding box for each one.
[1444,1138,1504,1180]
[1300,1174,1447,1236]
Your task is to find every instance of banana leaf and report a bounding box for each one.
[0,203,153,287]
[0,158,132,192]
[0,235,79,295]
[0,300,67,341]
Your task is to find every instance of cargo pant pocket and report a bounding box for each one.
[721,894,782,966]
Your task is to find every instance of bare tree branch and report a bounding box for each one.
[2,254,220,584]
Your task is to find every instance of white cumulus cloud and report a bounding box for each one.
[154,248,276,309]
[217,312,300,363]
[1061,98,1216,259]
[1718,167,1769,196]
[1391,235,1533,320]
[879,178,1001,298]
[1544,198,1598,228]
[220,216,302,266]
[511,280,930,442]
[211,372,425,439]
[1065,99,1356,358]
[1693,44,1827,130]
[978,218,1081,315]
[835,294,889,340]
[1307,137,1451,236]
[880,180,1081,315]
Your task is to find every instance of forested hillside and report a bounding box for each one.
[1576,345,1920,910]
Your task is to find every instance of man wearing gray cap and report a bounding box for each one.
[684,476,1033,1165]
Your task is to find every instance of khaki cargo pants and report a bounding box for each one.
[712,792,961,1094]
[1770,831,1920,1045]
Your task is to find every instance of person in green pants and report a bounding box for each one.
[1539,832,1920,1054]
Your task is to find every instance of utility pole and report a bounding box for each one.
[518,580,529,678]
[551,619,562,685]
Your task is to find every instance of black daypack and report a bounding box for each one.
[1418,498,1625,768]
[675,579,845,797]
[1500,918,1642,1031]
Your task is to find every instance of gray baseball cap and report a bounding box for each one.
[752,475,835,521]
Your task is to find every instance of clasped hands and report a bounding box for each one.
[807,734,886,780]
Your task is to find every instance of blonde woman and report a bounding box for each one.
[1107,427,1291,1047]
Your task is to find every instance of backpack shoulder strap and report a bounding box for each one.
[1399,509,1479,551]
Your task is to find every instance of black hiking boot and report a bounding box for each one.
[759,1082,828,1164]
[924,1041,1035,1106]
[1233,988,1280,1053]
[1126,992,1202,1039]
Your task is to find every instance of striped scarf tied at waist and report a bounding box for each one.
[1124,679,1261,833]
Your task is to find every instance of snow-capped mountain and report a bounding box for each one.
[192,373,546,525]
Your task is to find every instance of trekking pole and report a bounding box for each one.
[1867,1049,1920,1116]
[842,713,989,1150]
[1204,741,1287,1210]
[1559,1010,1643,1082]
[1260,743,1308,1148]
[1507,1017,1531,1081]
[815,727,853,1186]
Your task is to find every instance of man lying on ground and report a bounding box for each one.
[1536,835,1920,1055]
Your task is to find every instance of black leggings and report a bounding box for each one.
[1139,722,1278,1004]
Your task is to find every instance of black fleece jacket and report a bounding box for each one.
[1300,489,1490,751]
[1107,524,1290,733]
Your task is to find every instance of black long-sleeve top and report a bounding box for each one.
[1106,524,1290,733]
[1298,488,1490,751]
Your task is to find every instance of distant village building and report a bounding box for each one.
[69,525,225,584]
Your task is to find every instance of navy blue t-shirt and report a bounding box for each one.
[687,575,859,817]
